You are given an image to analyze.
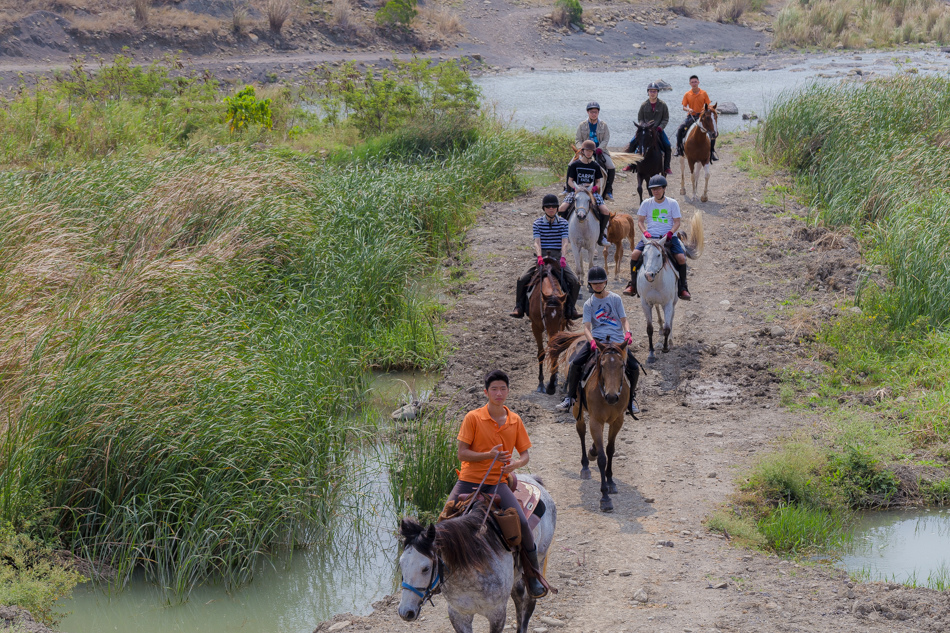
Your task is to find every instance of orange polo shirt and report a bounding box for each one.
[457,405,531,485]
[682,89,711,115]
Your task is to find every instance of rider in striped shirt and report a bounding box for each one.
[510,194,581,319]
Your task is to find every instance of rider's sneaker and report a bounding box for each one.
[710,151,719,162]
[604,193,614,201]
[627,400,640,416]
[664,168,673,176]
[555,396,575,411]
[674,148,683,157]
[622,283,635,297]
[679,290,691,301]
[509,308,525,318]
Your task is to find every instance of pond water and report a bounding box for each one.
[59,371,438,633]
[838,508,950,589]
[476,50,950,136]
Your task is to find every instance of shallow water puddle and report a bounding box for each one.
[838,509,950,589]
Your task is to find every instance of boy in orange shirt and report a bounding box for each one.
[446,369,548,598]
[675,75,718,161]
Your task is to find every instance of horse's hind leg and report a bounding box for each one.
[680,155,687,195]
[605,420,623,495]
[701,162,710,203]
[590,419,613,512]
[576,411,591,480]
[662,302,675,353]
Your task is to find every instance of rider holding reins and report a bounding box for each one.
[510,194,581,320]
[556,266,641,416]
[674,74,718,162]
[635,83,673,176]
[447,370,549,599]
[623,174,692,301]
[558,139,611,247]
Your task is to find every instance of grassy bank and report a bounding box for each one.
[0,55,567,614]
[709,76,950,566]
[774,0,950,48]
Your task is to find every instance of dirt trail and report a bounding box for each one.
[317,139,950,632]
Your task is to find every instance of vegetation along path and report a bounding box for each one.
[322,134,950,632]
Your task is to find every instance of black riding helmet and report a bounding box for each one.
[587,266,608,284]
[647,174,668,190]
[586,101,601,111]
[542,193,560,208]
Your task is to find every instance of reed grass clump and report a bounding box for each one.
[388,408,459,518]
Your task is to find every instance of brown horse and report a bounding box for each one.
[529,259,574,394]
[680,102,718,202]
[547,333,629,512]
[602,212,637,281]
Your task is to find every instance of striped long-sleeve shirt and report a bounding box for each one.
[533,215,569,250]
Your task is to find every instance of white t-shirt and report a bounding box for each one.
[637,196,681,237]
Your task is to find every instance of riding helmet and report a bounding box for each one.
[647,174,668,190]
[586,101,601,111]
[587,266,608,284]
[647,82,661,92]
[581,139,597,151]
[542,193,560,207]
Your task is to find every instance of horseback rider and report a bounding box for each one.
[623,175,692,301]
[674,75,718,162]
[556,266,641,416]
[558,139,611,246]
[447,369,550,599]
[635,83,673,176]
[575,101,616,201]
[510,194,582,320]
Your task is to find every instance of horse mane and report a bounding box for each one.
[434,502,506,573]
[546,331,586,373]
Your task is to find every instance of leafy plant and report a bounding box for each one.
[376,0,417,28]
[224,85,273,132]
[824,445,899,507]
[553,0,583,26]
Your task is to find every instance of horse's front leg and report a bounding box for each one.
[691,161,700,199]
[662,300,676,353]
[576,409,591,480]
[701,162,710,203]
[572,241,584,278]
[589,418,612,512]
[447,607,475,633]
[533,325,546,393]
[642,298,657,363]
[680,155,687,196]
[486,603,509,633]
[605,419,624,495]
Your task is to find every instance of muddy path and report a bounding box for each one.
[317,138,950,632]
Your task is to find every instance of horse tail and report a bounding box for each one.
[547,331,585,373]
[681,211,704,259]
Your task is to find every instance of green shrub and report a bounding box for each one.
[824,446,899,507]
[746,441,825,507]
[920,477,950,505]
[554,0,583,25]
[376,0,417,28]
[757,504,850,553]
[0,525,84,626]
[224,85,273,132]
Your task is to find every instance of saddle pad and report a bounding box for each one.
[514,481,543,530]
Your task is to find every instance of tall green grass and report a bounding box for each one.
[388,408,459,520]
[0,124,548,594]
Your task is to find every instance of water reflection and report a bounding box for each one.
[839,508,950,588]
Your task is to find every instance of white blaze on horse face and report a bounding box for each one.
[397,546,430,621]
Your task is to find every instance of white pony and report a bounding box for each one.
[397,474,557,633]
[568,188,601,278]
[636,212,704,362]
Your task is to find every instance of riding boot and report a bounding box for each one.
[675,261,691,300]
[710,138,718,162]
[563,269,582,319]
[510,270,533,317]
[597,211,609,247]
[524,546,548,599]
[624,256,641,296]
[556,362,582,411]
[663,146,672,175]
[605,168,616,198]
[624,352,641,416]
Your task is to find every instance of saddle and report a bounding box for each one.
[438,477,547,546]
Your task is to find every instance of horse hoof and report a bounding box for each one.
[662,348,670,354]
[546,384,557,396]
[647,354,657,363]
[608,483,618,494]
[701,196,708,202]
[536,384,546,393]
[580,468,591,480]
[600,499,614,513]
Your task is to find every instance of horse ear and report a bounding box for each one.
[400,517,422,541]
[711,102,718,110]
[425,524,436,542]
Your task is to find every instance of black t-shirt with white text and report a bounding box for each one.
[567,160,605,188]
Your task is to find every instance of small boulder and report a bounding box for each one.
[770,325,786,338]
[633,588,649,603]
[248,33,259,43]
[717,101,739,115]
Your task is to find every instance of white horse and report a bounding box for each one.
[568,188,601,278]
[398,475,557,633]
[637,213,704,362]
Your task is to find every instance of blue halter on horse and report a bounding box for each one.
[400,560,442,606]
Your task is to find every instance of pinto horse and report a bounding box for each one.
[636,212,704,362]
[529,259,574,394]
[625,122,664,204]
[547,333,630,513]
[398,476,557,633]
[680,103,718,202]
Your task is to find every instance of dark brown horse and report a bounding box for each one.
[547,333,629,513]
[529,258,574,394]
[625,121,664,204]
[680,102,718,202]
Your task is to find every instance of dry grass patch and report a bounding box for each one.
[265,0,294,33]
[417,5,464,38]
